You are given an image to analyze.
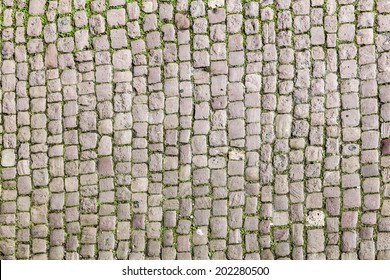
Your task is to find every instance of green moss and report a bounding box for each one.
[270,240,277,251]
[40,15,47,25]
[190,224,198,230]
[58,31,75,38]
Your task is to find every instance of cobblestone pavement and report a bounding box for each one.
[1,0,390,260]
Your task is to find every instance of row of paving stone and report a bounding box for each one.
[1,0,390,260]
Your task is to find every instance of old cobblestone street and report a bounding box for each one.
[1,0,390,260]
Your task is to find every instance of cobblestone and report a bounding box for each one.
[1,0,390,260]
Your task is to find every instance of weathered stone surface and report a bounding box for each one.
[45,44,58,68]
[89,15,106,35]
[383,139,390,155]
[275,114,292,138]
[306,210,325,227]
[2,0,389,261]
[175,14,190,30]
[307,229,324,253]
[113,50,132,70]
[29,0,45,15]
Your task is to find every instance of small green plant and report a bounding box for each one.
[270,240,277,250]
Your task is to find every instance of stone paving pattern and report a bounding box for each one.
[1,0,390,260]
